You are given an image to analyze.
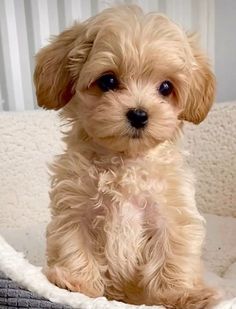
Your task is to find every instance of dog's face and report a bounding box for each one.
[34,5,215,154]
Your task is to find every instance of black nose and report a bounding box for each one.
[126,109,148,129]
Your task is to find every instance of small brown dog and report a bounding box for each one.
[34,5,219,308]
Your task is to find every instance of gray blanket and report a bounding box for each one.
[0,271,72,308]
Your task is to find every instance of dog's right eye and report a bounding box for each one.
[158,80,173,97]
[96,74,119,92]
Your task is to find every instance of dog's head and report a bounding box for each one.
[34,5,215,154]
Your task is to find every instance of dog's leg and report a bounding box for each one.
[159,286,221,309]
[139,210,220,308]
[44,216,105,297]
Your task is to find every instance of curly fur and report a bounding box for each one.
[34,5,219,308]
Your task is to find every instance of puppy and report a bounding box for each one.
[34,5,219,308]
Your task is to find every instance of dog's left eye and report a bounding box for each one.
[96,74,119,92]
[158,81,173,96]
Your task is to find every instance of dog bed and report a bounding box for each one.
[0,102,235,308]
[0,271,71,309]
[0,215,236,308]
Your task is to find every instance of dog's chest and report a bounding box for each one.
[92,157,169,285]
[93,155,167,238]
[96,155,167,210]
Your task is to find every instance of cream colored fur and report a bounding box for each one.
[34,5,219,308]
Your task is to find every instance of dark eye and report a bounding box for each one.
[96,74,119,92]
[159,81,173,96]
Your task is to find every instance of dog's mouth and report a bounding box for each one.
[129,128,145,139]
[131,131,142,139]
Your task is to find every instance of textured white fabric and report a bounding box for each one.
[183,102,236,217]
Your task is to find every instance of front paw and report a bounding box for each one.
[44,265,104,298]
[165,287,221,309]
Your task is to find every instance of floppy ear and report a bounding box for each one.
[179,34,216,124]
[34,23,92,109]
